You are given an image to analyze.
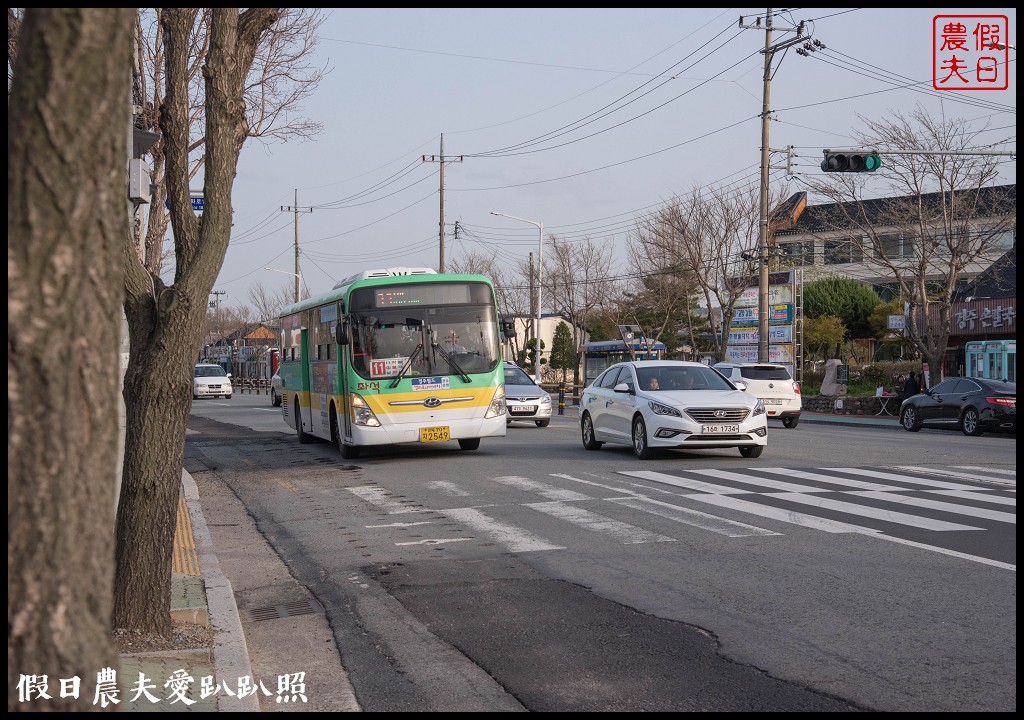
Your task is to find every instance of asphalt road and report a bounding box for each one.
[187,393,1016,712]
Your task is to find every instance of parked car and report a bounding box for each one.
[580,360,767,459]
[899,376,1015,436]
[193,363,233,400]
[503,361,552,427]
[713,361,802,428]
[270,371,282,407]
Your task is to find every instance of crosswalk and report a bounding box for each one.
[347,465,1016,571]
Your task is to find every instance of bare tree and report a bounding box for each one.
[132,8,327,278]
[8,8,132,709]
[248,280,296,325]
[623,229,703,358]
[115,8,285,636]
[799,107,1016,374]
[544,236,615,384]
[637,184,766,362]
[450,248,532,363]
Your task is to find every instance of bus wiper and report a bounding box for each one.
[431,342,471,383]
[389,343,424,388]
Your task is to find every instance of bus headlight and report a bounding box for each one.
[349,393,381,427]
[485,385,506,419]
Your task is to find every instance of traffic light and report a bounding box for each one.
[820,149,881,173]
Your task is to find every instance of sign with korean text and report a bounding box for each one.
[728,325,793,344]
[933,15,1009,90]
[733,285,794,308]
[725,343,795,366]
[731,304,794,327]
[370,356,408,378]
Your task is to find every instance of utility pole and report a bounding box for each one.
[422,133,463,272]
[740,10,806,362]
[280,189,312,302]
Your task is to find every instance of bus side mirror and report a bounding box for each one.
[335,320,350,346]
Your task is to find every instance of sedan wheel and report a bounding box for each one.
[961,407,984,437]
[739,445,764,458]
[581,413,603,450]
[632,416,655,460]
[781,416,799,429]
[901,405,922,432]
[536,419,550,428]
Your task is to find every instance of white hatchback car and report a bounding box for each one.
[193,364,233,400]
[713,362,801,428]
[580,360,767,459]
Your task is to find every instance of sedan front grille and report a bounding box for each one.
[685,408,750,423]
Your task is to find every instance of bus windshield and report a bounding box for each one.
[350,304,501,380]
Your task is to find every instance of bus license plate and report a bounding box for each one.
[419,426,450,443]
[702,424,739,434]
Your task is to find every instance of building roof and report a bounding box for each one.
[775,184,1015,236]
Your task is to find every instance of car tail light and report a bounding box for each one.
[793,381,801,394]
[986,397,1015,407]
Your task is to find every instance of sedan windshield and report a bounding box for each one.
[504,366,535,386]
[195,366,227,378]
[636,366,735,391]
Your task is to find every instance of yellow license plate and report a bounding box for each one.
[419,426,450,443]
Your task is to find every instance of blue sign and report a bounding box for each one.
[164,195,205,212]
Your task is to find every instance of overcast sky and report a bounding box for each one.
[194,8,1017,312]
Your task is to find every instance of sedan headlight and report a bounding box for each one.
[539,395,551,405]
[752,399,766,416]
[647,400,681,417]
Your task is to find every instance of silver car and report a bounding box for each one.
[503,362,552,427]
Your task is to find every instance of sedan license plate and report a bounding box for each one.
[510,405,533,413]
[702,424,740,434]
[419,426,450,443]
[764,398,784,405]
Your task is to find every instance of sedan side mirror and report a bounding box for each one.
[733,380,747,391]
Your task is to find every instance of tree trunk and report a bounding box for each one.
[8,8,132,711]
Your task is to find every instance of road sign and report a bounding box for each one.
[164,195,204,212]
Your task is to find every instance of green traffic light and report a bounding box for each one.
[865,153,881,171]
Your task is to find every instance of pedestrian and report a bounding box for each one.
[903,371,921,399]
[894,373,906,402]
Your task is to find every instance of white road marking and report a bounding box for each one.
[348,486,431,514]
[862,533,1015,572]
[764,492,982,530]
[685,493,880,534]
[926,490,1016,506]
[609,496,781,537]
[395,538,472,546]
[848,491,1016,523]
[830,468,988,492]
[892,465,1017,485]
[366,521,437,528]
[443,507,564,552]
[695,468,836,493]
[425,480,472,497]
[617,470,754,495]
[491,475,591,501]
[757,467,905,491]
[525,501,675,544]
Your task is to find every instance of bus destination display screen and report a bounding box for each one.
[374,284,475,308]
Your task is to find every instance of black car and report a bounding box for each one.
[899,376,1015,436]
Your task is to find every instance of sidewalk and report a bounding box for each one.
[797,410,902,430]
[118,471,259,712]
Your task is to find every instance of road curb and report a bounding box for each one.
[181,469,261,712]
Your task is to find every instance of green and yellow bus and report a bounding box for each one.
[277,267,507,458]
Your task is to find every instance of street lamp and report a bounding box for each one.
[265,267,302,303]
[491,211,543,384]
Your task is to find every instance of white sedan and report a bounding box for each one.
[580,360,767,459]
